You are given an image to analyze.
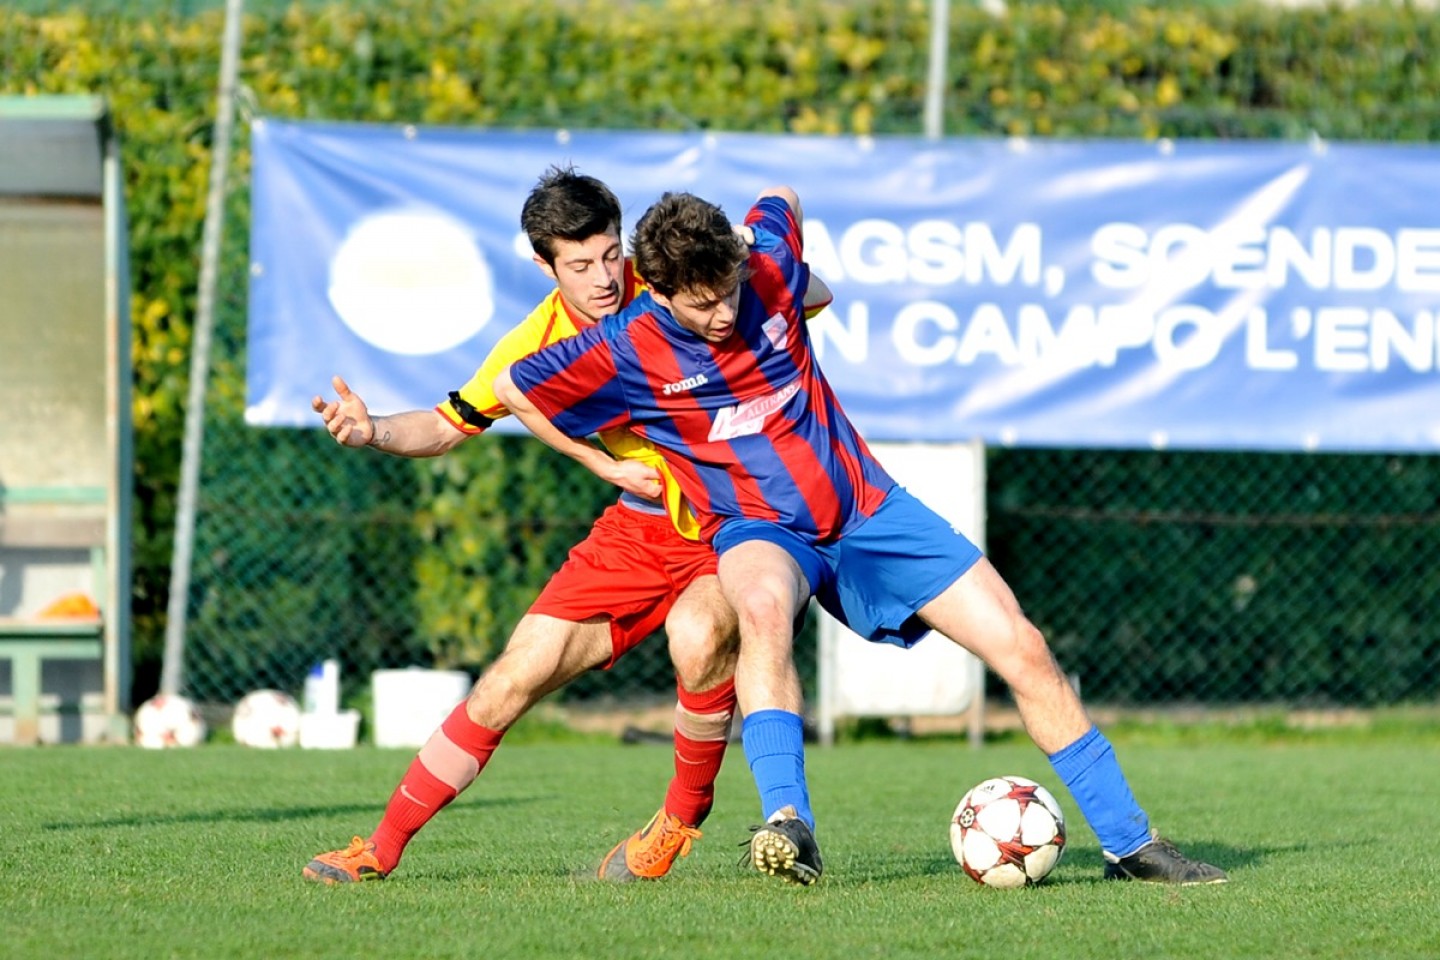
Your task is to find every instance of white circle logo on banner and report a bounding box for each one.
[328,210,494,355]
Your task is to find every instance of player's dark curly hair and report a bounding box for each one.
[521,164,622,265]
[632,192,748,299]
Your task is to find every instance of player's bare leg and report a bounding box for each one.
[465,615,614,729]
[720,542,808,717]
[598,576,739,881]
[715,542,823,884]
[304,616,611,883]
[915,558,1087,755]
[917,558,1226,884]
[666,575,739,694]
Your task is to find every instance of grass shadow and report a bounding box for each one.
[43,794,543,831]
[823,837,1273,887]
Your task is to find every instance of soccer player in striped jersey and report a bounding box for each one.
[496,188,1228,887]
[303,167,763,884]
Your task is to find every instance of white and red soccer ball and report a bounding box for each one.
[951,775,1066,888]
[231,689,302,748]
[133,694,207,749]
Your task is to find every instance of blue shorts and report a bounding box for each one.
[712,486,983,647]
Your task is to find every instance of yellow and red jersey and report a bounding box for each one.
[437,260,704,542]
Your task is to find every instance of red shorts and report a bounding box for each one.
[529,501,719,668]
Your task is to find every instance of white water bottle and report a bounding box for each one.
[304,659,340,715]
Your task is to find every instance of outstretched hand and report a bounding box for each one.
[311,374,374,448]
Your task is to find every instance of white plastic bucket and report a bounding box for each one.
[370,669,471,748]
[299,709,361,750]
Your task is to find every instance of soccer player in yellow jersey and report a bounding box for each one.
[303,166,759,883]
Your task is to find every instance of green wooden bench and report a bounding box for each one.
[0,618,106,745]
[0,487,124,745]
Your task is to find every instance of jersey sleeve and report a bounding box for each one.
[745,194,804,265]
[508,320,633,440]
[436,320,550,434]
[744,195,817,321]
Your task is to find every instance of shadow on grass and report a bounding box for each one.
[42,795,543,831]
[403,838,1284,887]
[834,837,1273,886]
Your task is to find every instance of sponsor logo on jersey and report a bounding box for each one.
[708,381,801,441]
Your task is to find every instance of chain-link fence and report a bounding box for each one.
[991,449,1440,707]
[5,0,1439,718]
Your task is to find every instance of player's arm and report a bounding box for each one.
[756,185,803,231]
[733,187,802,246]
[492,366,661,501]
[804,274,833,315]
[741,186,832,317]
[311,375,467,457]
[324,301,569,457]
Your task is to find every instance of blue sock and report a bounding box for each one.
[1047,726,1151,858]
[741,709,813,829]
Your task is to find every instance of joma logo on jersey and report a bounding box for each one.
[708,381,801,442]
[663,373,709,395]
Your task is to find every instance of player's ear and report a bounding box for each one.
[533,253,558,281]
[650,289,673,312]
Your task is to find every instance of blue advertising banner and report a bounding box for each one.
[249,120,1440,451]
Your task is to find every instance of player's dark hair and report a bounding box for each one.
[521,164,623,264]
[631,192,748,299]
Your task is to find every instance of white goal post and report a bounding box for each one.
[816,440,987,747]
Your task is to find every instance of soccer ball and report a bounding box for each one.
[951,775,1066,888]
[231,689,302,748]
[133,694,207,749]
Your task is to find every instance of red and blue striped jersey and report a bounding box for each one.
[509,195,894,545]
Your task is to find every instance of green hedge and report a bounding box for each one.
[3,0,1438,701]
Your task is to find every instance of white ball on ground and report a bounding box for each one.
[951,775,1066,888]
[133,694,207,749]
[232,689,302,748]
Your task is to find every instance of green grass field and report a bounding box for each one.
[4,730,1439,960]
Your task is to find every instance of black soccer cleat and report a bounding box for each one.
[746,805,823,886]
[1103,830,1228,885]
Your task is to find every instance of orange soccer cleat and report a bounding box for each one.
[597,808,702,881]
[302,836,387,884]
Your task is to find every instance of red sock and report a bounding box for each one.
[368,702,503,873]
[664,678,735,828]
